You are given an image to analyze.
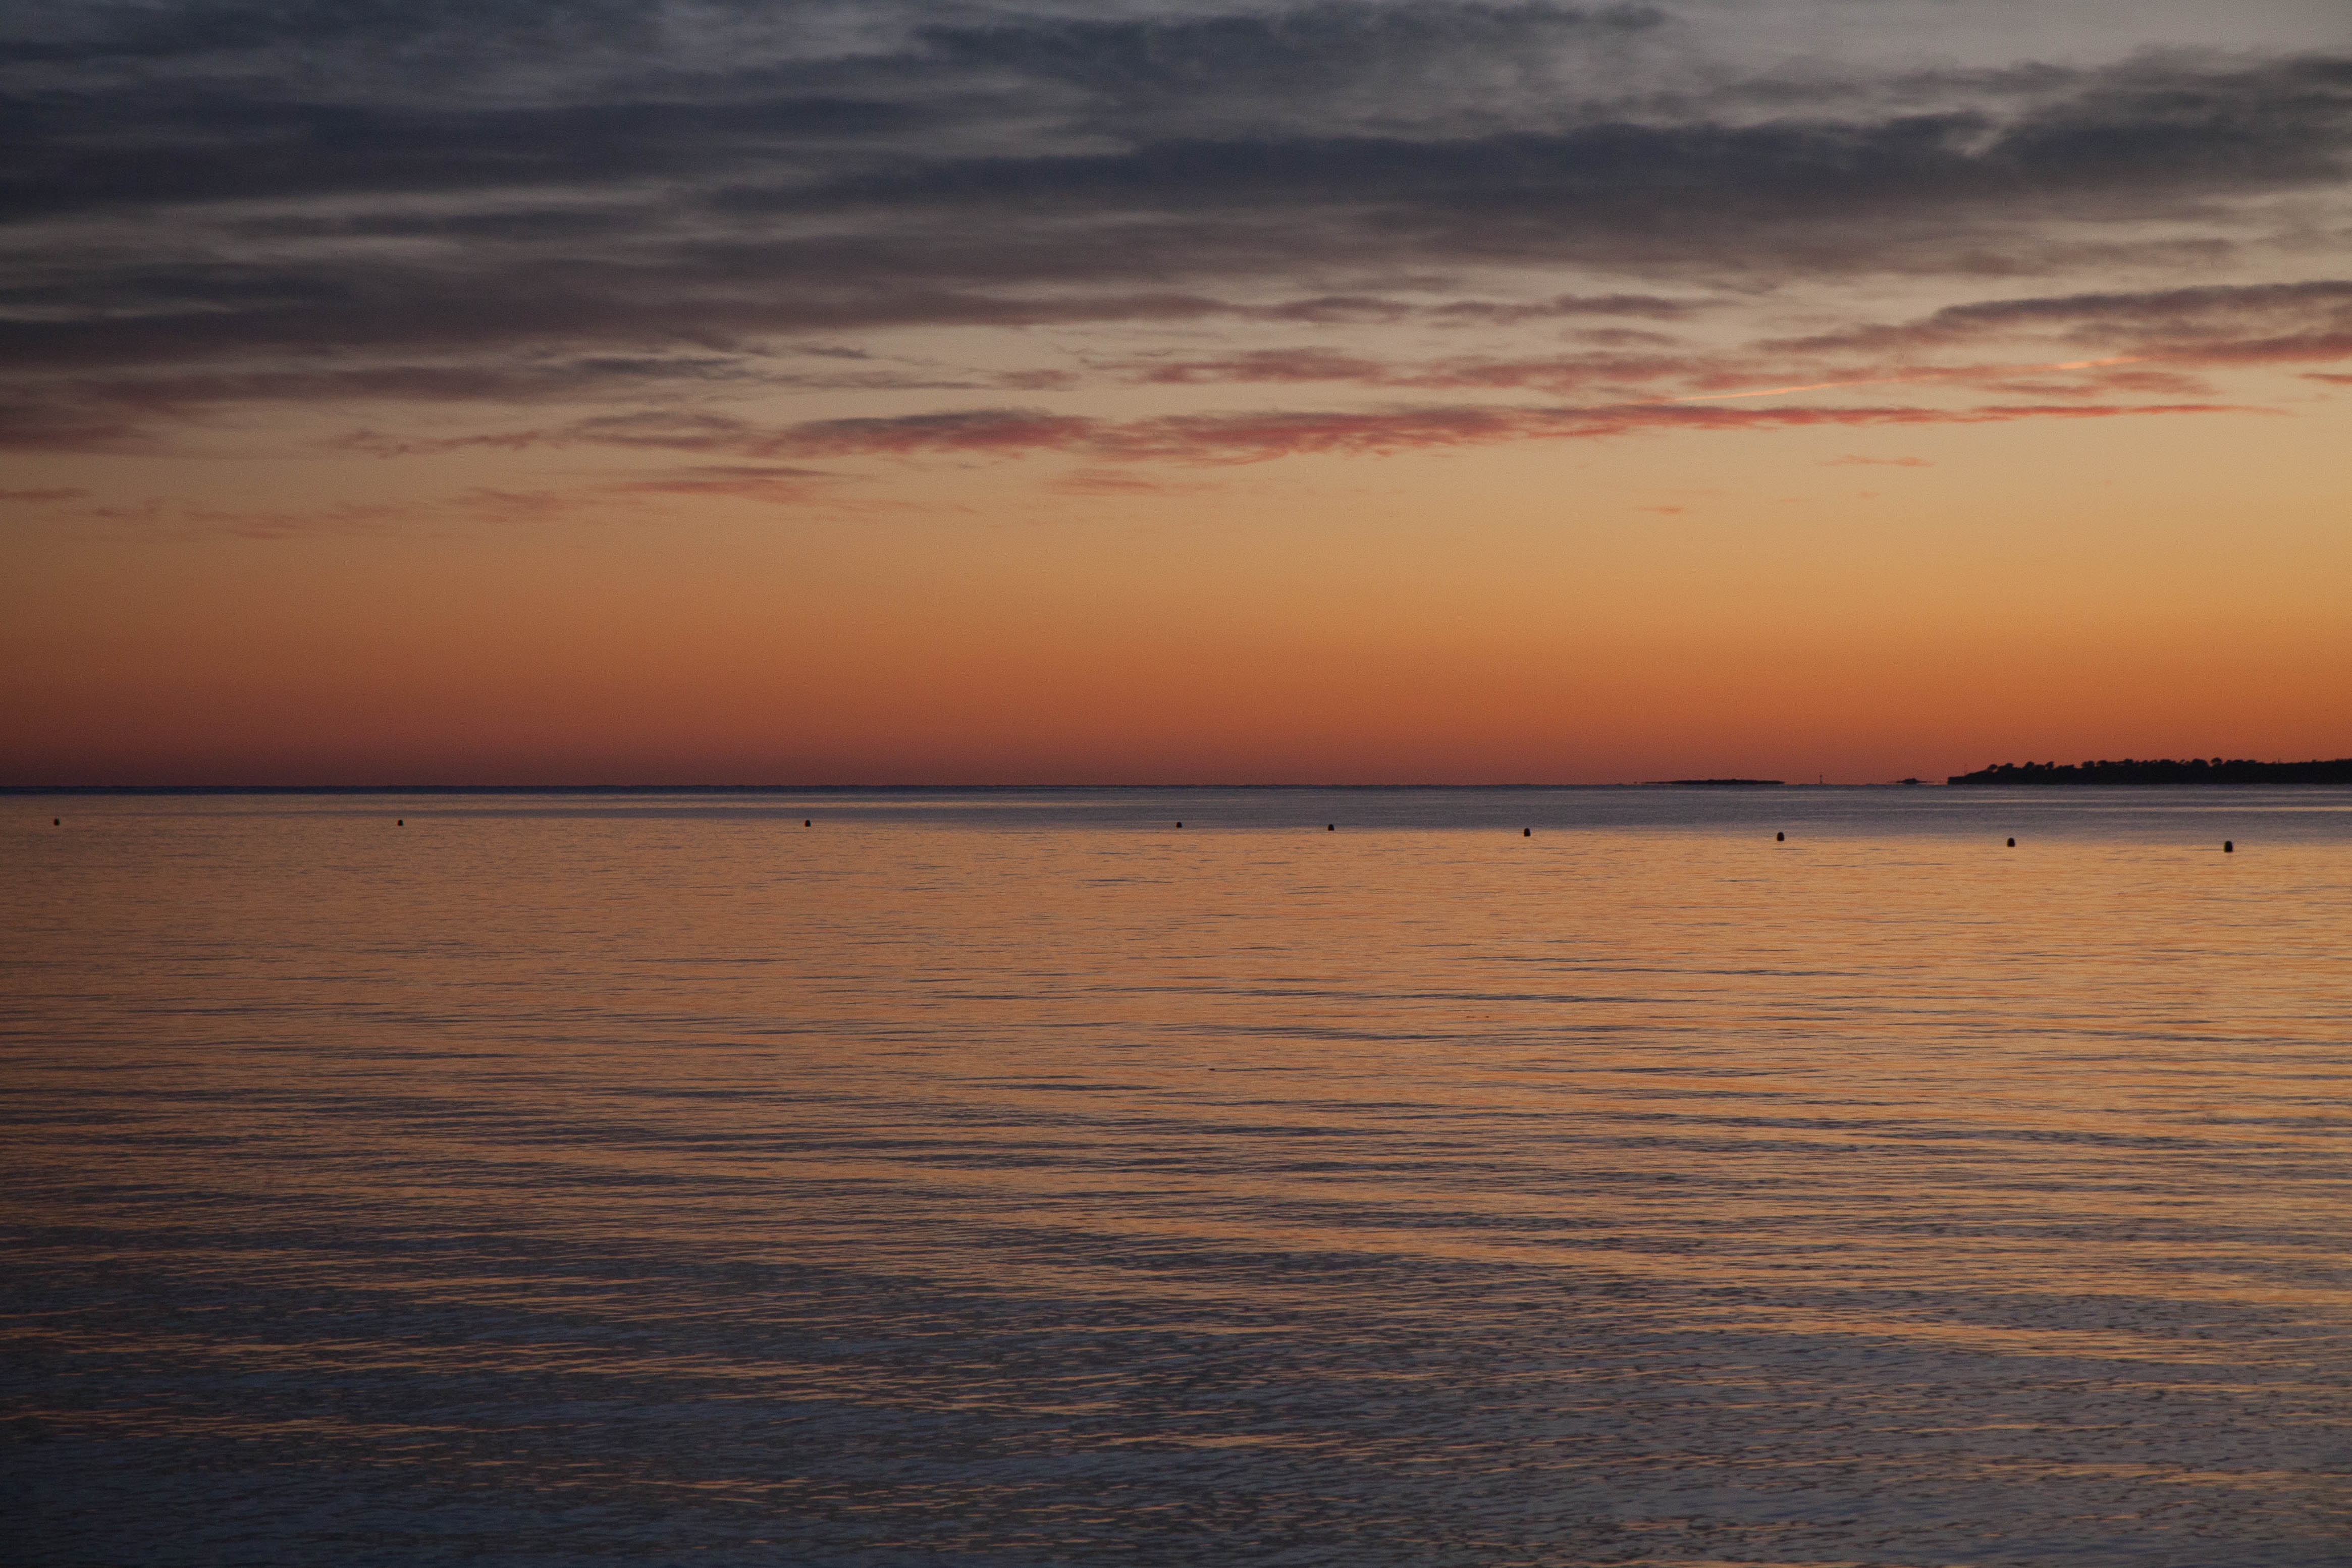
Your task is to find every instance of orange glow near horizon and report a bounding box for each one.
[8,390,2348,785]
[6,5,2350,784]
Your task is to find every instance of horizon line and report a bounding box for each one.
[4,781,1871,795]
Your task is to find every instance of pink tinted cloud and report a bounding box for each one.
[338,427,555,458]
[609,465,839,503]
[778,408,1098,457]
[1111,347,1718,399]
[1047,467,1221,496]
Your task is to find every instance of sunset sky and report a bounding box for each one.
[4,0,2348,784]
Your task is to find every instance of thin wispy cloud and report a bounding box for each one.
[349,396,2251,471]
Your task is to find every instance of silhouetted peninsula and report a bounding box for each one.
[1948,757,2352,786]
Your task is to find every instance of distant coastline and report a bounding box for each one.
[4,781,1801,794]
[1948,758,2352,786]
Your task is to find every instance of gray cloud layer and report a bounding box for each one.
[3,1,2348,452]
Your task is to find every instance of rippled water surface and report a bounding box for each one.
[6,788,2350,1565]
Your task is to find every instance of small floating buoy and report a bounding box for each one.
[1327,824,1335,831]
[53,818,60,826]
[2006,838,2015,847]
[396,819,403,827]
[1523,828,1531,837]
[804,819,811,827]
[1775,831,1783,842]
[1176,821,1183,828]
[2224,840,2234,853]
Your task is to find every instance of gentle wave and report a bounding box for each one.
[6,790,2349,1565]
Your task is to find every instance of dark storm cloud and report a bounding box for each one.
[2,1,2348,446]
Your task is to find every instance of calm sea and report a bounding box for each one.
[6,787,2349,1566]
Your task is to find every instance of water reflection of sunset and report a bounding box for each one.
[10,792,2347,1560]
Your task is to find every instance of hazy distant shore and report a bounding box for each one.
[14,771,2352,794]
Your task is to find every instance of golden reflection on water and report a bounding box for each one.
[6,794,2350,1564]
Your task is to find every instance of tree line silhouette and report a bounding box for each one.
[1947,757,2352,785]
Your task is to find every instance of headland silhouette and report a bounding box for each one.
[1948,757,2352,786]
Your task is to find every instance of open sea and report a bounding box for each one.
[5,786,2349,1566]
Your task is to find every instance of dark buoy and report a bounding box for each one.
[2006,838,2015,847]
[2224,840,2234,853]
[396,819,403,827]
[1775,831,1784,842]
[54,818,61,826]
[1327,824,1335,831]
[1523,828,1531,837]
[804,819,811,827]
